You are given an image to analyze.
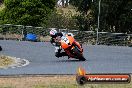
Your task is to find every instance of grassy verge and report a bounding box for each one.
[0,75,131,88]
[0,55,15,68]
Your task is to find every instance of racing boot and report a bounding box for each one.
[61,52,68,57]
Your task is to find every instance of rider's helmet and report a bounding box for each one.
[50,28,57,37]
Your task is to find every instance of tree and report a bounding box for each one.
[100,0,132,33]
[69,0,132,33]
[0,0,55,27]
[69,0,94,31]
[69,0,92,15]
[65,0,69,7]
[46,10,77,29]
[0,0,3,4]
[61,0,65,7]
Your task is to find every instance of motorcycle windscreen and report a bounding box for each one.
[61,35,74,49]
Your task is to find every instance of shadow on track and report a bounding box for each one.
[53,59,87,63]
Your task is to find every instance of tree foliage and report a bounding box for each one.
[100,0,132,33]
[69,0,132,33]
[0,0,55,26]
[69,0,94,31]
[70,0,92,15]
[46,9,77,30]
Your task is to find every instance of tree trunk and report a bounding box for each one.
[65,0,69,7]
[0,0,3,5]
[61,0,65,7]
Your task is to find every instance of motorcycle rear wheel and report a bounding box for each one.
[72,46,86,61]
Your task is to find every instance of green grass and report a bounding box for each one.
[34,84,132,88]
[33,82,132,88]
[1,83,132,88]
[0,74,131,88]
[0,86,14,88]
[33,84,78,88]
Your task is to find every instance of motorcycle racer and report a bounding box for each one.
[49,29,68,58]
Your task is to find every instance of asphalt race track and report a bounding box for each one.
[0,40,132,75]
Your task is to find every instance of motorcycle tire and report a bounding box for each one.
[79,56,86,61]
[72,46,86,61]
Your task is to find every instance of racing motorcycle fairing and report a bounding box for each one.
[60,35,74,49]
[59,34,86,61]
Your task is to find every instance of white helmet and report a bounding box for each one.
[50,29,57,36]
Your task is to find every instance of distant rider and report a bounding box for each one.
[49,29,68,58]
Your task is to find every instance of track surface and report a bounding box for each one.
[0,40,132,75]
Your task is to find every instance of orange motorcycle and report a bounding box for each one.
[58,34,86,61]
